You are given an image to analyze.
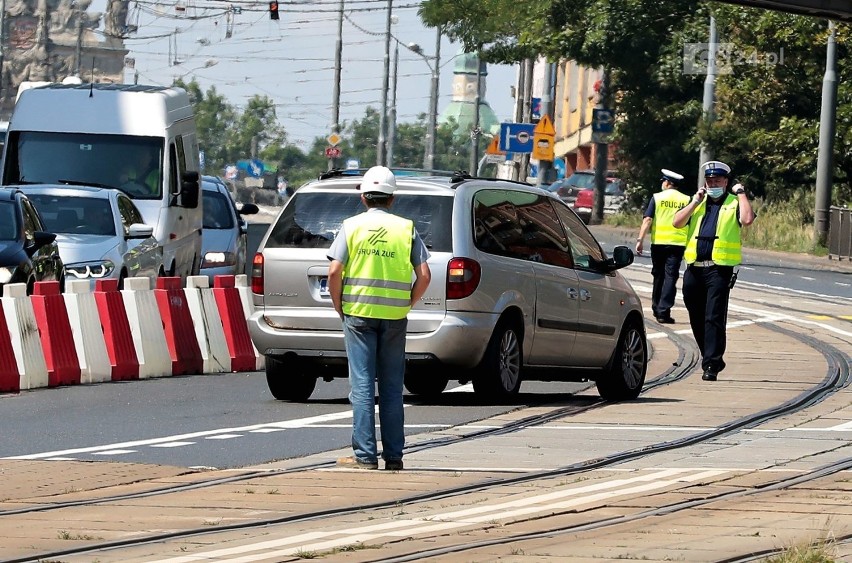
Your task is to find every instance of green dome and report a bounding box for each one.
[439,100,500,137]
[453,52,488,76]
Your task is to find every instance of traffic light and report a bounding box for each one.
[269,1,279,20]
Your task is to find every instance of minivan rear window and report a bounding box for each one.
[265,192,454,252]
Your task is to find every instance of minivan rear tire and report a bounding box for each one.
[596,319,646,401]
[404,367,449,397]
[473,320,523,397]
[266,355,317,402]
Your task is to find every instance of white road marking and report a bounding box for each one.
[206,434,243,440]
[150,442,196,448]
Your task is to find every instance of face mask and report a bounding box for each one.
[706,187,725,199]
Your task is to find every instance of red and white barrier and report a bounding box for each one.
[122,277,171,379]
[94,279,139,381]
[155,277,203,375]
[0,299,20,392]
[185,276,231,373]
[1,283,47,390]
[213,275,256,372]
[235,274,264,370]
[31,281,80,387]
[64,280,111,384]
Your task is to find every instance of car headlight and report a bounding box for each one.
[202,251,236,268]
[66,261,116,279]
[0,266,13,284]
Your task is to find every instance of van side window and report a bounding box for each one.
[552,202,606,270]
[169,143,179,196]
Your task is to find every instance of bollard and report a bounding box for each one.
[155,277,203,375]
[94,278,139,381]
[31,280,80,387]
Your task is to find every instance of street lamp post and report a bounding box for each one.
[406,31,440,170]
[377,0,393,166]
[387,42,399,167]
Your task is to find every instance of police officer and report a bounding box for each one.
[636,169,690,324]
[327,166,431,470]
[673,161,755,381]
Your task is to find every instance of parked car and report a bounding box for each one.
[572,178,627,224]
[0,188,64,294]
[248,170,647,403]
[200,176,259,281]
[20,185,163,289]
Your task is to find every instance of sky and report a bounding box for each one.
[89,0,519,151]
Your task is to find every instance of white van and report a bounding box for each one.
[1,83,202,278]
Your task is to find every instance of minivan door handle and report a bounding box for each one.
[579,289,592,301]
[567,287,579,300]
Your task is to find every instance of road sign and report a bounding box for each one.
[325,146,341,159]
[485,135,505,156]
[532,115,555,161]
[592,108,614,134]
[499,123,535,154]
[248,159,264,178]
[531,97,541,121]
[327,133,342,146]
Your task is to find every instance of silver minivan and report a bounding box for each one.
[248,171,647,402]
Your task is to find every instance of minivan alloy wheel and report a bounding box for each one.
[473,321,522,397]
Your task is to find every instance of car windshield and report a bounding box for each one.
[0,201,17,239]
[564,173,596,189]
[605,181,623,195]
[265,192,454,252]
[203,190,235,230]
[26,194,116,236]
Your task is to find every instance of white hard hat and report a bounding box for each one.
[359,166,397,195]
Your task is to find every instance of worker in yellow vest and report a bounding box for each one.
[673,160,755,382]
[327,166,431,470]
[636,169,690,324]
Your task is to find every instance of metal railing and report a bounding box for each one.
[828,206,852,260]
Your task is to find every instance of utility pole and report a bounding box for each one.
[328,0,343,171]
[468,51,482,175]
[75,9,83,76]
[422,26,441,170]
[536,61,555,187]
[518,58,533,182]
[815,20,837,247]
[387,42,399,167]
[591,68,609,225]
[698,16,718,182]
[376,0,392,166]
[0,0,6,113]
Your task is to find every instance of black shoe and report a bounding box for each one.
[385,459,404,471]
[655,316,675,324]
[702,370,717,381]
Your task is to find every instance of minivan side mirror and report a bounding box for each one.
[600,245,634,273]
[178,171,200,208]
[239,203,259,216]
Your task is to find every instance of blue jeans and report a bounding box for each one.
[342,315,407,463]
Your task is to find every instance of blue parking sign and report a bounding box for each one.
[499,123,535,154]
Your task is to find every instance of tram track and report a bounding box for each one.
[5,310,848,563]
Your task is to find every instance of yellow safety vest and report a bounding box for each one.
[683,194,742,266]
[342,212,414,320]
[651,189,690,246]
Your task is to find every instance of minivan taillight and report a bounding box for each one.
[446,257,481,300]
[251,253,264,294]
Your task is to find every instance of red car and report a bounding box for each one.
[572,178,626,224]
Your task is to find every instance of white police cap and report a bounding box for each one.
[701,160,731,177]
[660,168,684,184]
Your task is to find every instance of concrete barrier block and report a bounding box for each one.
[94,279,139,381]
[122,277,171,379]
[213,275,255,372]
[0,300,20,392]
[1,283,47,390]
[185,276,230,373]
[64,280,111,384]
[155,277,203,375]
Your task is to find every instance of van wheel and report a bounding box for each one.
[265,355,317,402]
[596,320,647,401]
[404,367,448,397]
[473,320,522,398]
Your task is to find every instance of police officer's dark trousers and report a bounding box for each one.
[682,264,734,373]
[650,244,684,319]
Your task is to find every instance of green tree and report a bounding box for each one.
[174,79,237,175]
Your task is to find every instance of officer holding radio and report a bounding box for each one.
[672,161,755,382]
[636,169,691,324]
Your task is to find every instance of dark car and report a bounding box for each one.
[200,176,259,281]
[0,188,64,294]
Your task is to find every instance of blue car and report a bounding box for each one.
[0,188,64,295]
[200,176,259,282]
